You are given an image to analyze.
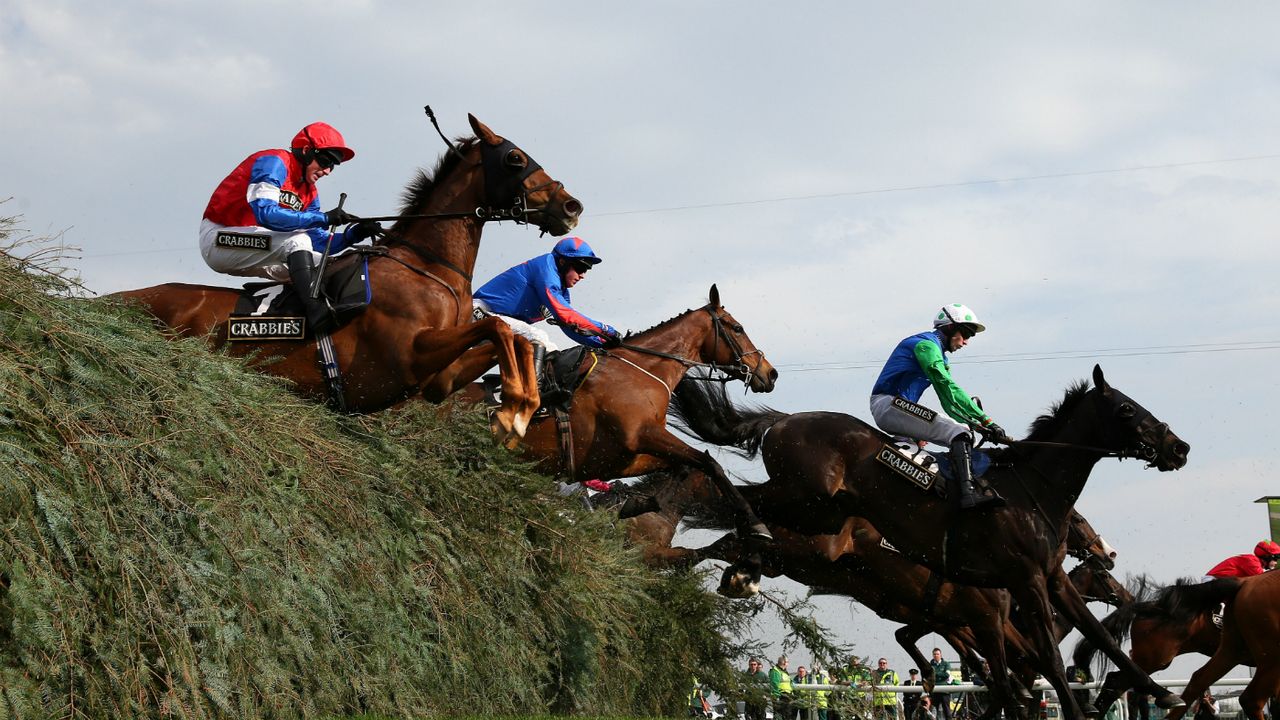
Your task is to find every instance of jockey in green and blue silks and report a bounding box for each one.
[473,236,621,405]
[870,303,1011,510]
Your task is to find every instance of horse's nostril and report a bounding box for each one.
[1173,441,1190,456]
[563,198,583,217]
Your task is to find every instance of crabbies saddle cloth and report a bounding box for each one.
[877,441,993,495]
[228,256,372,341]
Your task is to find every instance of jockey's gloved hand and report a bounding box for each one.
[346,220,382,244]
[325,206,357,226]
[599,326,622,349]
[981,421,1013,445]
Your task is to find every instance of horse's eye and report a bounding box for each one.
[733,324,744,333]
[504,149,527,170]
[1118,403,1136,419]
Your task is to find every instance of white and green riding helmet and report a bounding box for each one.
[933,303,986,333]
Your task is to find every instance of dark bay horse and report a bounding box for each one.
[1156,571,1278,720]
[668,365,1190,720]
[691,498,1128,720]
[1073,577,1225,716]
[458,285,779,539]
[115,114,581,440]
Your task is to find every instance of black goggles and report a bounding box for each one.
[314,148,344,170]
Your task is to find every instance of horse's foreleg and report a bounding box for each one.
[410,319,533,440]
[894,625,935,691]
[1048,567,1181,711]
[1011,580,1087,720]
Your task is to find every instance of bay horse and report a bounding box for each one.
[667,365,1190,720]
[1073,576,1225,716]
[457,285,779,539]
[114,114,581,441]
[1156,571,1279,720]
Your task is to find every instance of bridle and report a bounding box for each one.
[359,106,568,244]
[614,307,764,384]
[1070,553,1127,606]
[1000,390,1173,466]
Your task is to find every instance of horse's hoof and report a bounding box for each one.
[1081,703,1100,718]
[511,411,530,439]
[1154,693,1185,710]
[745,523,774,543]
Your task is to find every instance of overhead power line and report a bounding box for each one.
[83,152,1280,258]
[592,152,1280,218]
[777,340,1280,373]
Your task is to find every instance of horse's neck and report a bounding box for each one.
[625,313,708,381]
[1015,415,1109,522]
[394,167,486,281]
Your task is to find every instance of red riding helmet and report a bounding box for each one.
[291,122,355,163]
[1254,539,1280,559]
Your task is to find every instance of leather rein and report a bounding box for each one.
[612,307,762,383]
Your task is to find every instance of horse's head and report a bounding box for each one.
[469,114,582,235]
[1090,365,1190,471]
[1066,509,1117,570]
[701,284,778,393]
[1068,554,1134,607]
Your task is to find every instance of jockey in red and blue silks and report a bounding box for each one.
[200,122,377,334]
[473,236,621,404]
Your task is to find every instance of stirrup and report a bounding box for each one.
[960,489,1005,510]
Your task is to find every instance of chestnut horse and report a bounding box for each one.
[667,365,1190,720]
[458,285,779,539]
[1156,571,1279,720]
[1073,577,1225,716]
[114,114,581,441]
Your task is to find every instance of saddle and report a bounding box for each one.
[480,345,600,412]
[228,253,373,340]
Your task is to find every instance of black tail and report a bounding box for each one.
[1072,573,1159,671]
[668,375,787,459]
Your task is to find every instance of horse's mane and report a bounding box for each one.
[393,136,480,222]
[625,305,704,340]
[1023,379,1093,441]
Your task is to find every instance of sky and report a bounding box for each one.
[4,0,1278,689]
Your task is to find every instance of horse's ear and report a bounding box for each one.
[709,284,720,307]
[1092,364,1110,392]
[468,114,502,145]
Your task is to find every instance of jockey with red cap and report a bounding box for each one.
[473,236,621,406]
[200,122,378,334]
[1203,540,1280,581]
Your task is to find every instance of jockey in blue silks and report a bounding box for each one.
[473,236,621,404]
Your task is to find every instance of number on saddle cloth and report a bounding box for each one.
[230,256,373,338]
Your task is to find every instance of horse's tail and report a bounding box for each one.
[668,375,788,459]
[679,482,763,532]
[1073,600,1146,670]
[1071,573,1161,671]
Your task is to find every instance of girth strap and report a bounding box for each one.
[314,332,346,412]
[920,571,945,619]
[554,407,575,480]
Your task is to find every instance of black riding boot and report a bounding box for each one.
[286,250,335,335]
[950,434,1005,510]
[533,344,571,409]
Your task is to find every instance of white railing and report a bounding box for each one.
[789,678,1252,693]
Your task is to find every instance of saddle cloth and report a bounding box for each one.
[887,440,994,495]
[230,255,372,338]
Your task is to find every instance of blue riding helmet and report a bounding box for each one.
[552,236,602,265]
